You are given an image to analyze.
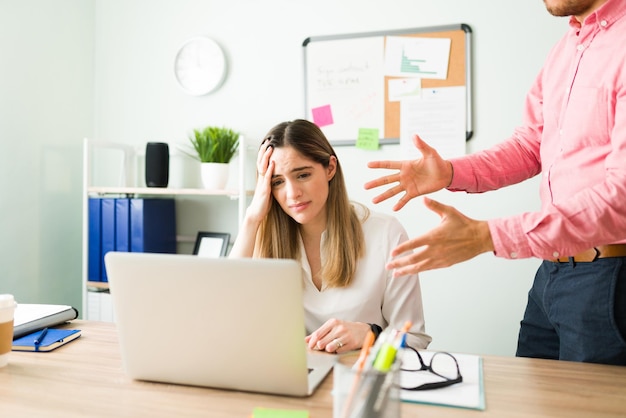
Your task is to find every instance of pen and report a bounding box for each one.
[365,328,393,368]
[354,330,376,371]
[361,323,409,418]
[340,330,376,418]
[394,320,412,349]
[34,327,48,346]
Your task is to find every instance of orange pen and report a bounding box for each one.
[354,330,376,371]
[340,330,376,418]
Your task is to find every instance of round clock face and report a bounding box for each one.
[174,37,227,96]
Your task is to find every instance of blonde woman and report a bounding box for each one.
[230,119,431,353]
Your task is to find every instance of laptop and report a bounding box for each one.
[104,251,335,397]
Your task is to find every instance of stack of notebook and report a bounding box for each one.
[13,304,78,339]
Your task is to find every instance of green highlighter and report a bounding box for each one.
[372,343,397,372]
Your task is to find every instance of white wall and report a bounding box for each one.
[1,0,567,356]
[0,0,94,309]
[92,0,564,356]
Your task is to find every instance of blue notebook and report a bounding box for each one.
[12,329,81,352]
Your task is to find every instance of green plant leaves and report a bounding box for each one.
[188,126,239,163]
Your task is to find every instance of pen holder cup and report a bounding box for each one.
[333,352,401,418]
[0,294,16,368]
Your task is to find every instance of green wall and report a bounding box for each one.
[0,0,95,312]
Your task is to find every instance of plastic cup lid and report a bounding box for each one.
[0,294,15,308]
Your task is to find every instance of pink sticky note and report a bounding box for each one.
[311,105,334,127]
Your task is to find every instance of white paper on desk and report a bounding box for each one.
[400,86,466,160]
[400,350,485,410]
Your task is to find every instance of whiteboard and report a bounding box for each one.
[303,24,472,147]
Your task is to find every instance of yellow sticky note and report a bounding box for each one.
[356,128,380,150]
[252,407,309,418]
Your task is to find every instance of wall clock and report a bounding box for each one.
[174,36,227,96]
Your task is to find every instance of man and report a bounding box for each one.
[364,0,626,365]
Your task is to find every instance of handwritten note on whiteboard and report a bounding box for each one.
[305,36,385,141]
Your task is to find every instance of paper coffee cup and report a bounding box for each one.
[0,294,16,368]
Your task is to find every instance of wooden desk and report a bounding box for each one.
[2,320,625,417]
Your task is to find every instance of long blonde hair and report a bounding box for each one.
[254,119,367,288]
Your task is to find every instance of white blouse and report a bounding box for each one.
[299,207,431,349]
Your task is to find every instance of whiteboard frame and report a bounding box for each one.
[303,23,473,146]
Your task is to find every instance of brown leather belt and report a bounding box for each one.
[551,244,626,263]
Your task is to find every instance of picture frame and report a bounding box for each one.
[192,232,230,258]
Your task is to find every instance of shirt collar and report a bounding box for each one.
[569,0,626,32]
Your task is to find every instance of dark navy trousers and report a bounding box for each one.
[516,258,626,365]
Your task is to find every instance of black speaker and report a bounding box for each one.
[145,142,169,188]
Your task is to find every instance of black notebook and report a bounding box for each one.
[13,304,79,339]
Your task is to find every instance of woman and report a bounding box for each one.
[230,119,431,352]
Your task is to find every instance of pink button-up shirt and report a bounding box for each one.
[448,0,626,260]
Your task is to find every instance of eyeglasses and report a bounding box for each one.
[399,346,463,391]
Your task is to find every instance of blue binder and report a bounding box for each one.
[101,198,116,282]
[115,198,130,252]
[87,198,102,282]
[130,198,176,253]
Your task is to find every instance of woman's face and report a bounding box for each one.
[269,146,336,227]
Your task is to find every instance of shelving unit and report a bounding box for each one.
[81,137,249,320]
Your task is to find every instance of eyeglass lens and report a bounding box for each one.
[429,352,460,380]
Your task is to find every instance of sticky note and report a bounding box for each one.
[356,128,379,150]
[311,104,334,127]
[252,407,309,418]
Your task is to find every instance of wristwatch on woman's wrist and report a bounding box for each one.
[368,323,383,340]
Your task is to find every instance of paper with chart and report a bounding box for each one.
[384,36,451,79]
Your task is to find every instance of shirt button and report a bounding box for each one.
[600,20,607,27]
[577,44,585,51]
[553,251,560,257]
[559,129,563,135]
[510,252,518,258]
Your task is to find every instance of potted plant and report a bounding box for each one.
[187,126,240,189]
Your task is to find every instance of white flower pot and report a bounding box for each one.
[200,162,229,190]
